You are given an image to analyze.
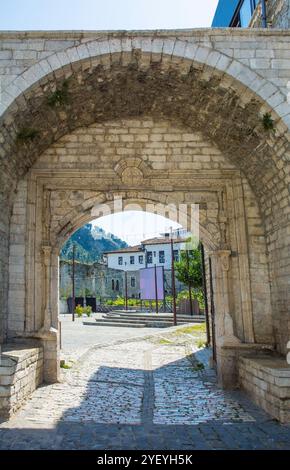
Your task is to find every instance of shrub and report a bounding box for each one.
[75,304,93,317]
[75,304,83,317]
[85,305,92,317]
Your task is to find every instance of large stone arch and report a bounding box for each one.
[6,114,273,388]
[0,31,289,394]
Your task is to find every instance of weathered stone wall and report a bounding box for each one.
[59,260,127,299]
[239,354,290,423]
[8,180,27,334]
[251,0,290,28]
[0,344,43,419]
[59,258,186,304]
[34,119,236,173]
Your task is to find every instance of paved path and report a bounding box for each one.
[1,330,290,450]
[58,313,162,363]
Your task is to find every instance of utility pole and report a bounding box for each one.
[170,228,177,326]
[186,249,193,316]
[72,243,75,322]
[125,270,128,311]
[154,264,159,314]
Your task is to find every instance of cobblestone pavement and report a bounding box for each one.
[1,331,290,450]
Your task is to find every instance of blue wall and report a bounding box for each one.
[212,0,240,27]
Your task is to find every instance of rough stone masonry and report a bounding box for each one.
[0,28,290,419]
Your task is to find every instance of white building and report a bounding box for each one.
[104,236,188,272]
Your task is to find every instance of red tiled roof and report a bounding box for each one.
[104,237,186,254]
[141,237,186,245]
[103,245,143,255]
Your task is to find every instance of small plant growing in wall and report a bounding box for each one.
[262,112,275,131]
[47,79,70,107]
[16,127,40,143]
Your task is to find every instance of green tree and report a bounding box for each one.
[175,247,202,288]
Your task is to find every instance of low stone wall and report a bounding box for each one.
[239,355,290,423]
[0,344,43,420]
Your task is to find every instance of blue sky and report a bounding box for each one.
[0,0,218,30]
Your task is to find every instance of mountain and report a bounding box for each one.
[60,224,128,263]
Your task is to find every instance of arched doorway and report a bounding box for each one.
[2,38,288,393]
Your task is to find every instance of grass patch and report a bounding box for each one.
[158,338,173,345]
[60,361,72,369]
[174,323,206,335]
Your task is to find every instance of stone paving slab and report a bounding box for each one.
[0,334,290,449]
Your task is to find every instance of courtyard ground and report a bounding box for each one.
[0,320,290,450]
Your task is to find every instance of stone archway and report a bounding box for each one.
[1,31,289,401]
[7,115,273,388]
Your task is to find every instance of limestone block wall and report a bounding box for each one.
[0,344,43,419]
[8,179,27,335]
[2,30,290,119]
[241,178,273,344]
[33,119,236,173]
[239,355,290,423]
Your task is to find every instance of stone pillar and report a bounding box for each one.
[42,245,52,330]
[210,249,241,389]
[40,244,59,383]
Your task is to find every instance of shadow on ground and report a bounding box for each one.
[1,347,290,450]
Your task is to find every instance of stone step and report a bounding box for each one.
[100,317,175,326]
[84,320,146,328]
[104,313,204,323]
[91,317,203,328]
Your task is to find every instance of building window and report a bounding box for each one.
[112,279,115,290]
[118,256,123,265]
[130,255,135,265]
[116,280,119,291]
[139,255,144,264]
[173,250,179,262]
[159,250,165,263]
[231,0,257,27]
[240,0,255,27]
[131,277,136,287]
[147,251,153,264]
